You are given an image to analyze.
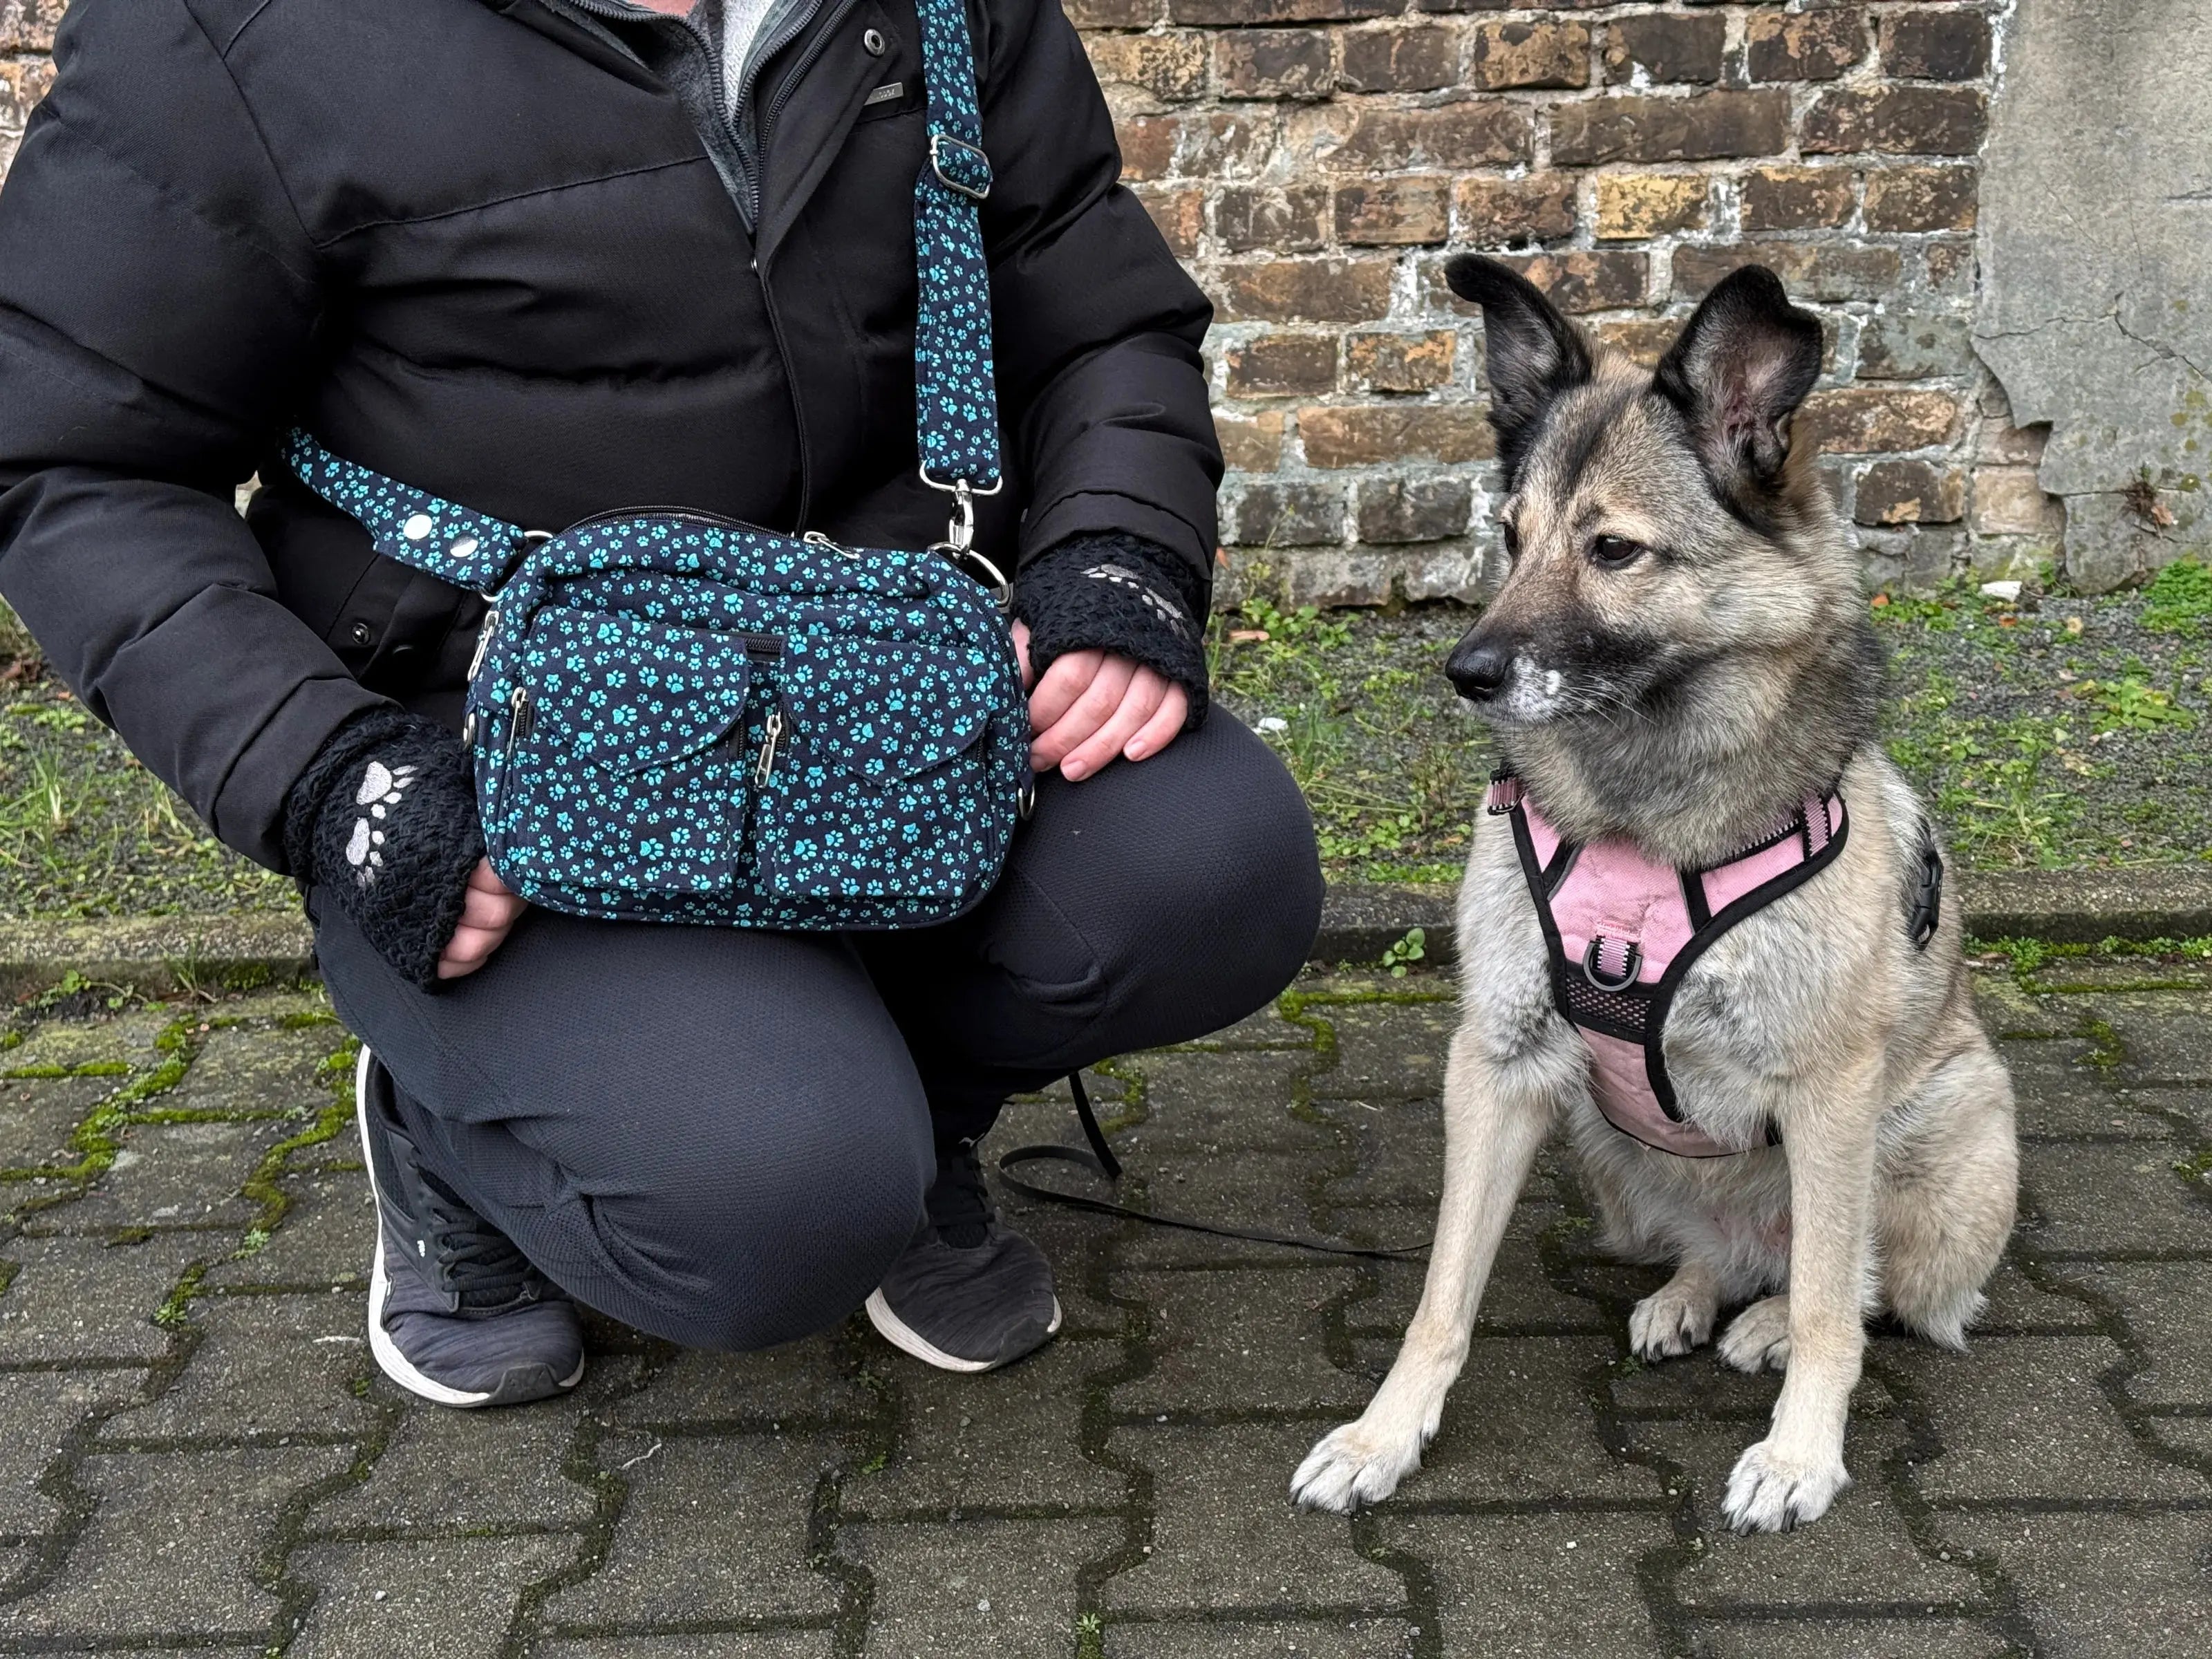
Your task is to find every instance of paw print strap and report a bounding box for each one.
[279,429,537,594]
[913,0,1002,498]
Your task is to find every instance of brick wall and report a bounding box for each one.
[0,1,2057,603]
[1079,0,2058,604]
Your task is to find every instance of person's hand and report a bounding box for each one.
[437,859,528,980]
[1013,619,1188,782]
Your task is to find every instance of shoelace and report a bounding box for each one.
[927,1136,995,1249]
[419,1181,542,1311]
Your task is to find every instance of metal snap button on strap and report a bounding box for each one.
[863,26,887,54]
[401,513,433,543]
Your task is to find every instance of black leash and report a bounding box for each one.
[994,1074,1431,1264]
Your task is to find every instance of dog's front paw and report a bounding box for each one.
[1629,1280,1717,1361]
[1291,1420,1425,1515]
[1721,1437,1850,1533]
[1717,1294,1792,1374]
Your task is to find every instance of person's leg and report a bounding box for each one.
[315,893,935,1372]
[863,711,1324,1136]
[850,714,1320,1369]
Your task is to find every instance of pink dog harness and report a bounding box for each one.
[1488,774,1852,1159]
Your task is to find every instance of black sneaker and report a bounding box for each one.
[355,1049,585,1407]
[865,1134,1062,1374]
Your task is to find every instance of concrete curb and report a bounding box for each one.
[1,865,2208,996]
[1311,867,2212,968]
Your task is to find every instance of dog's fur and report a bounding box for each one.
[1291,259,2018,1533]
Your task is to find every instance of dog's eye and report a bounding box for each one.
[1590,534,1644,568]
[1499,520,1521,560]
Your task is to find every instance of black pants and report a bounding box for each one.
[314,715,1322,1352]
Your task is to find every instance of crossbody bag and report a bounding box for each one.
[279,0,1028,930]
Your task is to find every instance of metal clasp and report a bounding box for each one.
[928,132,992,201]
[1582,937,1643,993]
[922,467,1011,608]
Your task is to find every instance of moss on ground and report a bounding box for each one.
[0,565,2205,919]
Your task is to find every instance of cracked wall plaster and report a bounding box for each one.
[1974,0,2212,591]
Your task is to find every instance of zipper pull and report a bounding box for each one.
[507,684,534,743]
[802,529,861,561]
[753,706,785,786]
[466,604,500,682]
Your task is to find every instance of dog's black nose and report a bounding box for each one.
[1447,637,1512,701]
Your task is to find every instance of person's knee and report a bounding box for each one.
[587,1074,932,1353]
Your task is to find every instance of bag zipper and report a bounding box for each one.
[753,704,786,785]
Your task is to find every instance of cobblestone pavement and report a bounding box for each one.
[1,959,2209,1656]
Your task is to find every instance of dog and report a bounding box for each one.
[1290,258,2018,1533]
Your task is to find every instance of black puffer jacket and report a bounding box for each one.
[0,0,1220,873]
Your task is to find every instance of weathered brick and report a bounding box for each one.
[1602,12,1725,85]
[1134,185,1205,258]
[1171,0,1395,24]
[1855,459,1965,525]
[1346,330,1458,393]
[1213,256,1394,321]
[1182,107,1282,177]
[1551,91,1790,166]
[1226,332,1340,396]
[1802,86,1987,156]
[1115,115,1177,180]
[1217,409,1287,471]
[1329,102,1533,170]
[1067,0,1159,25]
[1470,19,1590,91]
[1359,476,1474,543]
[1338,24,1459,93]
[1864,165,1977,231]
[1881,10,1991,82]
[1797,388,1962,453]
[1738,165,1857,231]
[1300,404,1496,467]
[1973,468,2066,535]
[1922,236,1974,295]
[1672,241,1900,303]
[1455,174,1579,246]
[1591,317,1680,367]
[1442,250,1646,315]
[1978,420,2050,467]
[1229,480,1344,545]
[0,0,67,55]
[1214,185,1329,252]
[1857,312,1971,380]
[1594,174,1707,240]
[0,55,54,126]
[1085,31,1209,101]
[1745,7,1867,82]
[1214,29,1333,100]
[1334,176,1451,245]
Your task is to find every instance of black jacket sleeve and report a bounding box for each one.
[977,0,1223,612]
[0,0,386,873]
[1013,532,1209,728]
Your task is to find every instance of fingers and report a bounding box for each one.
[1124,683,1188,763]
[1027,648,1105,741]
[438,859,525,979]
[1060,668,1167,782]
[1031,654,1133,774]
[1010,619,1035,691]
[458,880,525,931]
[436,922,507,979]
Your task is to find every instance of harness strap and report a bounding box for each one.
[996,1074,1432,1263]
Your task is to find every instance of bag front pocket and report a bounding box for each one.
[484,607,759,900]
[752,636,1006,909]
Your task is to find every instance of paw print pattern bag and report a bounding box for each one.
[280,0,1028,930]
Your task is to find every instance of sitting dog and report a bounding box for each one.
[1291,257,2018,1533]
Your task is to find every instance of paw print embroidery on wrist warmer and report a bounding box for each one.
[344,759,419,887]
[1082,562,1191,640]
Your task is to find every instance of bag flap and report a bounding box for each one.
[518,607,753,774]
[774,635,1000,782]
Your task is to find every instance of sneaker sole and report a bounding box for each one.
[863,1287,1063,1374]
[356,1048,585,1409]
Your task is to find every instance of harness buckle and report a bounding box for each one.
[1582,936,1643,993]
[928,132,993,201]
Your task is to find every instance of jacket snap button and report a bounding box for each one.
[863,27,886,55]
[401,513,433,542]
[348,621,374,646]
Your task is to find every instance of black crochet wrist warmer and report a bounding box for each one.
[282,709,486,992]
[1013,533,1210,729]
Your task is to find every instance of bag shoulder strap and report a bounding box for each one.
[282,0,1001,578]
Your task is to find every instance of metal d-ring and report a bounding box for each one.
[1582,937,1642,992]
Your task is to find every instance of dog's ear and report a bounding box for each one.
[1445,255,1591,471]
[1653,265,1824,490]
